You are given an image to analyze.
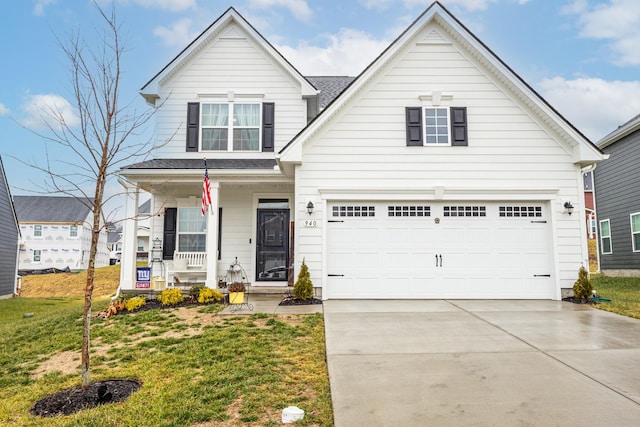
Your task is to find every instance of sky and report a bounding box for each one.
[1,0,640,212]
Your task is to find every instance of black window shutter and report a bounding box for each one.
[163,208,177,260]
[186,102,199,152]
[405,107,423,146]
[262,102,275,152]
[450,107,468,146]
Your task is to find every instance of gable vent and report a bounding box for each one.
[417,29,451,45]
[220,26,246,40]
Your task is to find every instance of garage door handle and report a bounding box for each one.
[534,274,551,277]
[435,254,442,267]
[328,274,344,277]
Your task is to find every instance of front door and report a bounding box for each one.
[256,209,290,281]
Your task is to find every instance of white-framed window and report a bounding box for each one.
[177,207,206,252]
[69,225,78,238]
[424,107,450,145]
[631,213,640,252]
[599,219,612,254]
[137,239,144,252]
[34,249,41,262]
[34,224,42,238]
[201,103,261,151]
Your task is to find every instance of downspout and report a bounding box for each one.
[582,163,600,273]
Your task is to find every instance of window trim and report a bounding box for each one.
[177,207,207,253]
[631,212,640,252]
[599,219,612,255]
[200,101,262,152]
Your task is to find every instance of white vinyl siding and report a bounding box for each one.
[600,219,612,254]
[631,213,640,252]
[294,22,584,296]
[152,23,307,157]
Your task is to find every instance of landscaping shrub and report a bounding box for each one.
[573,266,593,300]
[293,259,314,300]
[124,296,146,312]
[158,288,184,306]
[198,287,224,303]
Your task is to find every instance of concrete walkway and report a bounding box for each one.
[324,300,640,427]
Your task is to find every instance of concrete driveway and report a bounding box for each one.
[324,300,640,427]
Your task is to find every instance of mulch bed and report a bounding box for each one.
[30,379,141,417]
[562,297,599,305]
[279,295,323,306]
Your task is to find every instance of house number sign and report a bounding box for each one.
[303,219,319,228]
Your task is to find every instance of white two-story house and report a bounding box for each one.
[117,2,606,300]
[14,196,109,272]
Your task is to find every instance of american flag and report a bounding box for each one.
[201,161,212,216]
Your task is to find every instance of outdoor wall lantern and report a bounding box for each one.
[306,201,314,215]
[564,201,574,216]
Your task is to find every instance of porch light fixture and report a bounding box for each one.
[306,201,314,215]
[563,201,574,216]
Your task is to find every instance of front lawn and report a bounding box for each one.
[0,297,332,426]
[591,275,640,319]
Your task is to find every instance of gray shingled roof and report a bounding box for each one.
[306,76,355,109]
[13,196,93,223]
[122,158,277,170]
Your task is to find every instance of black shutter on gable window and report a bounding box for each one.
[262,102,275,152]
[186,102,199,152]
[450,107,468,146]
[405,107,423,146]
[163,207,177,260]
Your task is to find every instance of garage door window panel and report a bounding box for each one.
[388,205,431,217]
[499,206,542,218]
[332,206,375,217]
[444,205,486,217]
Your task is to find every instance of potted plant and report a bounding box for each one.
[228,282,246,304]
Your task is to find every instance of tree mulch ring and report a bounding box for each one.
[279,295,323,306]
[30,379,141,417]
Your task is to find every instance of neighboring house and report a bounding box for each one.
[107,223,122,264]
[107,199,152,264]
[117,2,606,299]
[14,196,109,271]
[594,114,640,276]
[583,171,597,240]
[0,156,20,298]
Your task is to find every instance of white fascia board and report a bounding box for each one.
[597,115,640,149]
[318,187,560,201]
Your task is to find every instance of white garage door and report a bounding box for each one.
[326,202,553,299]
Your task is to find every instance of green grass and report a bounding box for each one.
[0,298,333,426]
[591,275,640,319]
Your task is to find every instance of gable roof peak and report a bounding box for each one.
[140,6,317,105]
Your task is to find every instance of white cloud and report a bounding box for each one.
[567,0,640,65]
[111,0,196,12]
[0,103,9,116]
[153,18,196,47]
[20,94,80,131]
[33,0,56,16]
[248,0,313,21]
[538,76,640,141]
[364,0,530,11]
[276,28,390,75]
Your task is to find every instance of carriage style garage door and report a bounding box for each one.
[326,201,554,299]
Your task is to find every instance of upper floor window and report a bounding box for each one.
[631,213,640,252]
[34,225,42,238]
[425,108,449,144]
[70,225,78,238]
[187,100,274,153]
[599,219,612,254]
[34,250,41,262]
[201,103,260,151]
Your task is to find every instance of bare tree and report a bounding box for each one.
[26,3,156,388]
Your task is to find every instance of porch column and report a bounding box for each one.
[205,182,220,288]
[119,183,139,290]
